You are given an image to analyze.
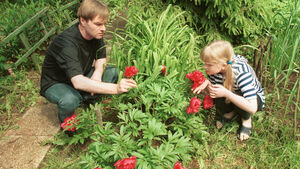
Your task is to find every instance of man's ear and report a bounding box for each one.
[80,17,87,26]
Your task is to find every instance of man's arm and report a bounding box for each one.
[71,75,137,94]
[90,58,106,96]
[91,58,106,82]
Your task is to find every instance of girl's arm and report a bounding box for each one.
[209,84,258,114]
[192,79,210,94]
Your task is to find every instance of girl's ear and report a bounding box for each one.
[222,62,227,69]
[220,62,227,73]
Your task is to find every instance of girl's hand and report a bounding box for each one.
[208,84,229,98]
[192,79,209,94]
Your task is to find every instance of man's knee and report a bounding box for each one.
[102,66,119,83]
[58,93,81,113]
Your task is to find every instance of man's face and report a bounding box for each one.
[81,15,107,40]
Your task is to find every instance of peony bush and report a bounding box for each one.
[53,4,214,169]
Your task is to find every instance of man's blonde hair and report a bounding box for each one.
[77,0,109,22]
[201,40,235,103]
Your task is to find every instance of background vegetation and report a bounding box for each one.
[0,0,299,168]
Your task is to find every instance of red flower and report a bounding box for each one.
[104,98,112,104]
[114,156,136,169]
[174,161,185,169]
[203,95,214,109]
[186,71,206,90]
[161,65,166,76]
[124,66,138,78]
[103,98,112,110]
[186,97,201,114]
[186,106,193,114]
[60,113,79,132]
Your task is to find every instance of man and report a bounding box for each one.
[40,0,137,129]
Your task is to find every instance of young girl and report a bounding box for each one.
[193,40,265,141]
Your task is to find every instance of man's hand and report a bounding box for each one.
[117,78,137,94]
[192,79,209,94]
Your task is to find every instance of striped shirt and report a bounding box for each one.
[208,55,265,106]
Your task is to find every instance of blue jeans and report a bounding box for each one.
[44,66,118,123]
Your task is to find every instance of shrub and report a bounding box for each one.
[52,4,209,168]
[166,0,275,44]
[0,0,78,75]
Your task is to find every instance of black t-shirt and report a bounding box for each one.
[40,23,106,96]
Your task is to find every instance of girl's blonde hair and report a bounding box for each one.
[201,40,235,102]
[77,0,109,23]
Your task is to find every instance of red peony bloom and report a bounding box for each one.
[203,95,214,109]
[186,70,206,89]
[114,156,136,169]
[174,161,185,169]
[161,65,166,76]
[104,98,112,104]
[60,113,79,132]
[103,98,112,110]
[186,97,201,114]
[124,66,138,78]
[186,106,193,115]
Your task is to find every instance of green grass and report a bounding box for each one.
[197,110,299,168]
[38,144,82,169]
[0,68,41,135]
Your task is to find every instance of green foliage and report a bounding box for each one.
[166,0,274,44]
[46,4,209,168]
[0,70,40,134]
[110,4,202,80]
[140,78,188,121]
[0,47,7,71]
[74,75,209,168]
[0,0,79,75]
[1,0,297,168]
[1,0,47,71]
[266,0,300,120]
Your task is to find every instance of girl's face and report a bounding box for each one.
[203,62,225,75]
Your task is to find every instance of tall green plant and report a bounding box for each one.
[268,0,299,115]
[166,0,274,44]
[110,5,202,80]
